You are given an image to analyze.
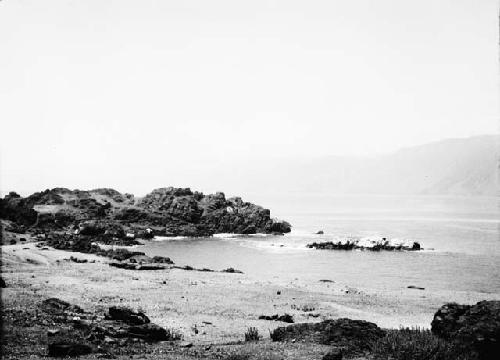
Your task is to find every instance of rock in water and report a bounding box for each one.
[431,300,500,360]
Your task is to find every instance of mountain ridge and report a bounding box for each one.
[224,134,499,197]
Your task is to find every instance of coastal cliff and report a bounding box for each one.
[0,187,291,238]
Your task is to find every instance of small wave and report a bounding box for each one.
[92,242,142,250]
[213,233,272,239]
[152,236,190,241]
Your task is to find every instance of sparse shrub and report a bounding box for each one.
[269,327,281,341]
[165,327,183,341]
[244,327,260,341]
[371,327,477,360]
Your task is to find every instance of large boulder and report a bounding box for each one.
[431,300,500,359]
[271,318,384,355]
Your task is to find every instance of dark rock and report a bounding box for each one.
[407,285,425,290]
[270,318,384,356]
[109,262,167,270]
[322,349,342,360]
[48,342,93,357]
[242,225,257,234]
[0,277,6,288]
[258,314,294,323]
[40,298,84,315]
[124,323,170,341]
[151,255,174,264]
[2,186,291,246]
[107,306,150,325]
[69,256,88,263]
[177,265,194,271]
[316,230,324,235]
[307,240,422,251]
[0,193,38,226]
[179,341,193,348]
[221,267,243,274]
[431,300,500,359]
[79,221,107,236]
[9,239,17,245]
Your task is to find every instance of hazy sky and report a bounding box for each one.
[1,0,498,195]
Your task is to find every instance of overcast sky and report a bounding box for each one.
[1,0,498,195]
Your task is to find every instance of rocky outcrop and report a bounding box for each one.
[107,306,150,325]
[44,233,173,266]
[0,192,38,227]
[270,318,385,356]
[39,298,180,357]
[431,300,500,359]
[136,187,291,236]
[0,187,291,238]
[307,239,421,251]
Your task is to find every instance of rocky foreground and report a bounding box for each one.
[0,187,291,239]
[2,237,500,359]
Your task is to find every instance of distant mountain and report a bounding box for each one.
[222,135,499,196]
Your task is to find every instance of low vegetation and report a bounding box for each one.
[370,327,477,360]
[244,327,260,342]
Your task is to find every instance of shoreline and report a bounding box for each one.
[3,241,500,359]
[3,242,498,337]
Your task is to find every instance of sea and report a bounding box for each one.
[139,194,500,297]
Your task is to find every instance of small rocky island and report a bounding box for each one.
[0,187,291,239]
[307,238,421,251]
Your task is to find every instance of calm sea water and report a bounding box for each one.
[140,194,500,295]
